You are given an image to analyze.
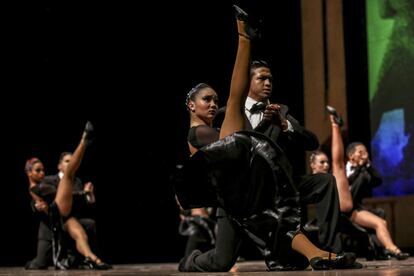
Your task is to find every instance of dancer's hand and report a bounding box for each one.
[83,182,96,203]
[263,104,288,130]
[34,199,49,213]
[84,182,94,193]
[358,155,370,167]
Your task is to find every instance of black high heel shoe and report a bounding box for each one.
[233,4,260,40]
[326,105,343,127]
[384,248,410,260]
[83,121,94,144]
[84,257,112,270]
[310,252,358,270]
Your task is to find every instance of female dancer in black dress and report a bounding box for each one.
[310,108,409,260]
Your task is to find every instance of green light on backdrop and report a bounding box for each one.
[366,0,393,100]
[367,0,414,196]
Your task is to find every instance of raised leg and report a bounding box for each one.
[55,121,92,217]
[329,113,353,212]
[219,5,252,138]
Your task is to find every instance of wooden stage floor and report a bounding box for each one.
[3,257,414,275]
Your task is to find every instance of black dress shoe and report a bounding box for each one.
[233,4,260,40]
[310,252,356,270]
[267,264,303,271]
[84,257,112,270]
[351,261,364,269]
[25,260,48,270]
[178,249,202,272]
[326,105,343,127]
[266,260,308,271]
[384,249,410,260]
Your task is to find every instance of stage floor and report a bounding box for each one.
[4,257,414,275]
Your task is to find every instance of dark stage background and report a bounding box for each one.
[3,1,370,266]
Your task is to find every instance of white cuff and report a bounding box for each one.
[284,120,294,132]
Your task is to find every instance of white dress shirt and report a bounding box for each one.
[346,161,355,177]
[245,97,265,129]
[346,161,371,178]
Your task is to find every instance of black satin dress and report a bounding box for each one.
[175,130,306,270]
[30,183,74,269]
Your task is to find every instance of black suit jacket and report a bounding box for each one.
[249,104,318,146]
[252,104,319,175]
[214,103,318,185]
[348,165,382,207]
[42,174,94,218]
[217,104,318,148]
[215,104,319,175]
[42,174,83,192]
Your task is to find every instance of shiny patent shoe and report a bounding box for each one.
[384,248,410,260]
[233,4,260,40]
[326,105,343,127]
[310,252,356,270]
[178,249,202,272]
[266,258,309,271]
[83,121,94,144]
[84,257,112,270]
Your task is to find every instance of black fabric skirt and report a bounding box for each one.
[174,131,304,268]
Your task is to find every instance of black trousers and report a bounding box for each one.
[190,208,242,272]
[296,173,342,252]
[185,209,305,272]
[180,216,216,257]
[26,217,98,269]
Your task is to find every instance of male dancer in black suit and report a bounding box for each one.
[243,60,344,253]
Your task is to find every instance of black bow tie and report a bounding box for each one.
[250,102,266,113]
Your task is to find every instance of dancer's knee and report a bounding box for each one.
[57,203,71,217]
[211,254,238,271]
[340,201,353,213]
